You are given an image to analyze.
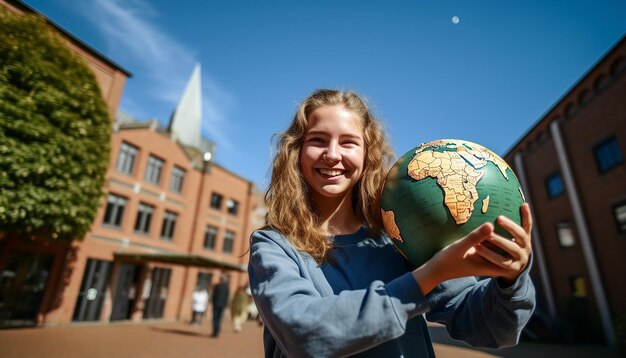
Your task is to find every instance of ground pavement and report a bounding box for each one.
[0,319,621,357]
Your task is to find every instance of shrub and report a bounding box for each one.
[0,7,110,240]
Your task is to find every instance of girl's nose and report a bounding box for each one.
[323,143,341,162]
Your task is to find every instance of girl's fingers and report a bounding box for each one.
[486,234,522,260]
[520,203,532,235]
[497,215,529,248]
[460,222,494,248]
[476,240,529,275]
[475,242,514,269]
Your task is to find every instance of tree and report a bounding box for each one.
[0,8,111,240]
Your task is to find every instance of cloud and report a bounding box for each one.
[79,0,237,151]
[85,0,192,82]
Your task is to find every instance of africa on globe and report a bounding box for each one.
[380,139,526,268]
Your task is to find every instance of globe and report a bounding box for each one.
[380,139,525,268]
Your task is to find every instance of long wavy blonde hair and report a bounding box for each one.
[264,89,395,262]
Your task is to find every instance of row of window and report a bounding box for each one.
[545,136,623,199]
[117,141,241,217]
[116,141,186,193]
[203,226,236,254]
[210,192,239,216]
[103,193,239,253]
[103,194,178,240]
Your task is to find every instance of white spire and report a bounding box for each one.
[169,64,202,149]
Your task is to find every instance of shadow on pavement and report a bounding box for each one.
[149,326,211,338]
[428,324,621,358]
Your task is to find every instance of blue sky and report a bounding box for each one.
[25,0,626,189]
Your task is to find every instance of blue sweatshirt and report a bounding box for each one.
[248,227,535,358]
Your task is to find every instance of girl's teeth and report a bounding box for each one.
[319,169,343,176]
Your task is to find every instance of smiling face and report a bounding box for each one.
[300,105,366,208]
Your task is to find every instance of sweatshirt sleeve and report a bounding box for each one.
[425,258,536,348]
[248,230,430,358]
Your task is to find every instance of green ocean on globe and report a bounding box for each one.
[380,139,525,268]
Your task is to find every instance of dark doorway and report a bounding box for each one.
[72,258,112,322]
[0,251,54,328]
[143,267,171,319]
[196,272,213,291]
[110,263,140,321]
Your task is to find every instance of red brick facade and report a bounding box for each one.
[504,37,626,345]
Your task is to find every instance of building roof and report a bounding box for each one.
[115,117,255,186]
[7,0,132,77]
[504,34,626,157]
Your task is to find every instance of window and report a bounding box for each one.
[160,211,178,241]
[116,142,138,175]
[556,222,576,248]
[144,155,164,185]
[134,203,154,234]
[103,194,127,228]
[210,192,223,210]
[226,199,239,216]
[169,166,186,193]
[223,230,235,254]
[569,275,587,298]
[613,202,626,233]
[196,272,213,290]
[594,137,623,173]
[203,226,218,250]
[546,173,564,198]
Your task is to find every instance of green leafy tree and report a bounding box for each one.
[0,8,111,240]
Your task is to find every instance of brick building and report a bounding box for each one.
[503,36,625,346]
[64,118,265,324]
[0,0,265,327]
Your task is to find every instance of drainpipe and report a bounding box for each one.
[238,182,255,288]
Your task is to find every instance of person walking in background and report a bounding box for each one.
[230,285,250,332]
[210,274,230,337]
[190,286,209,326]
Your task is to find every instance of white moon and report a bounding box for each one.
[452,16,460,24]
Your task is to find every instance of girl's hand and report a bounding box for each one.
[477,202,533,285]
[412,203,533,294]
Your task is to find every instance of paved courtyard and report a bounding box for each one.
[0,319,621,357]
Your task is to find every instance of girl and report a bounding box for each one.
[248,89,535,357]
